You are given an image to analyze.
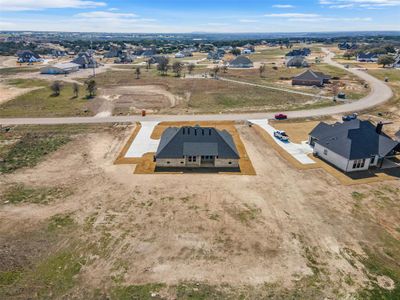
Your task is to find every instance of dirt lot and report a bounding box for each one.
[1,124,399,299]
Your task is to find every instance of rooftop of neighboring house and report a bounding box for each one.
[229,55,253,65]
[293,69,331,81]
[156,126,240,159]
[309,119,399,160]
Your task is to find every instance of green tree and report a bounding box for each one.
[85,79,97,98]
[50,81,62,96]
[378,55,395,68]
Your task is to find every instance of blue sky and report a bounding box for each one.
[0,0,399,33]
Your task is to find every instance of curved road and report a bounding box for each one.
[0,49,393,125]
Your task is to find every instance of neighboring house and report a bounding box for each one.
[16,50,41,63]
[148,55,168,64]
[286,48,311,57]
[154,126,240,169]
[292,70,331,87]
[114,52,135,64]
[72,52,99,69]
[286,56,309,68]
[338,42,358,50]
[104,47,122,58]
[229,56,253,68]
[207,51,224,60]
[309,119,399,172]
[241,49,252,55]
[175,52,185,58]
[51,50,67,57]
[141,49,157,57]
[357,52,379,62]
[392,55,400,68]
[40,62,80,74]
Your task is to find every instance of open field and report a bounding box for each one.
[92,69,332,115]
[0,79,97,117]
[1,123,400,299]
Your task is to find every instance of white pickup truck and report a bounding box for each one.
[273,130,289,142]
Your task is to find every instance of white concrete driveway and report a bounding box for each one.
[125,121,160,158]
[249,119,315,165]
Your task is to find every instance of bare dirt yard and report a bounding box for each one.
[0,123,399,299]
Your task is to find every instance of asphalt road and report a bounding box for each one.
[0,49,393,125]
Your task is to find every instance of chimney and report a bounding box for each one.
[376,121,383,134]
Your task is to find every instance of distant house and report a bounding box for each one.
[51,50,67,57]
[72,52,99,69]
[292,70,331,87]
[104,47,122,58]
[40,62,80,75]
[114,51,135,64]
[286,48,311,57]
[338,42,358,50]
[229,56,253,68]
[16,50,41,63]
[286,56,309,68]
[141,48,157,57]
[309,119,399,172]
[241,49,252,55]
[175,52,185,58]
[207,51,224,60]
[392,55,400,68]
[155,126,240,169]
[356,52,379,62]
[149,55,168,64]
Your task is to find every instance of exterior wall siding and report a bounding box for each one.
[214,158,239,168]
[156,157,239,168]
[156,158,185,167]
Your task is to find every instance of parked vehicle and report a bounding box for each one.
[274,113,288,120]
[342,113,358,121]
[274,130,289,142]
[337,92,346,99]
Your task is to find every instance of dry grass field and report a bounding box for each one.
[1,123,400,299]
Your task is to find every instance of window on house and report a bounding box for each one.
[323,149,328,155]
[361,159,365,168]
[370,156,375,164]
[188,156,192,162]
[353,160,357,169]
[193,156,197,162]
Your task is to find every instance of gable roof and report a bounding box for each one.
[293,69,330,81]
[156,126,240,159]
[309,119,399,160]
[229,55,253,66]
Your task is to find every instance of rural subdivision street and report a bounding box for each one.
[0,49,393,125]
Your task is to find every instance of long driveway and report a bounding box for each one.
[0,49,393,125]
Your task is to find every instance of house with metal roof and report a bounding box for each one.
[356,52,379,62]
[40,62,80,74]
[228,56,253,68]
[16,50,42,63]
[309,119,399,172]
[292,69,331,87]
[72,52,99,69]
[155,126,240,169]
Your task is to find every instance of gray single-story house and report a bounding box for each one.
[309,119,399,172]
[292,70,331,87]
[229,56,253,68]
[155,126,240,169]
[72,52,99,69]
[16,50,42,63]
[286,56,309,68]
[356,52,379,62]
[40,62,80,74]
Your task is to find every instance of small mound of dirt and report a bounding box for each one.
[377,275,395,290]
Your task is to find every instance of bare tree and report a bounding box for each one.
[172,62,184,77]
[259,64,266,78]
[50,81,62,96]
[187,63,195,74]
[85,79,97,98]
[72,82,79,98]
[135,67,141,79]
[146,59,151,71]
[157,57,170,76]
[213,66,220,78]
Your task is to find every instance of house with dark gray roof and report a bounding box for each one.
[286,56,309,68]
[72,52,99,69]
[356,52,379,62]
[292,70,331,87]
[155,126,240,169]
[229,56,253,68]
[309,119,399,172]
[16,50,41,63]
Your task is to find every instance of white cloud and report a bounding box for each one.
[288,17,372,22]
[272,4,294,8]
[75,11,137,18]
[265,13,320,17]
[0,0,106,11]
[320,0,400,8]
